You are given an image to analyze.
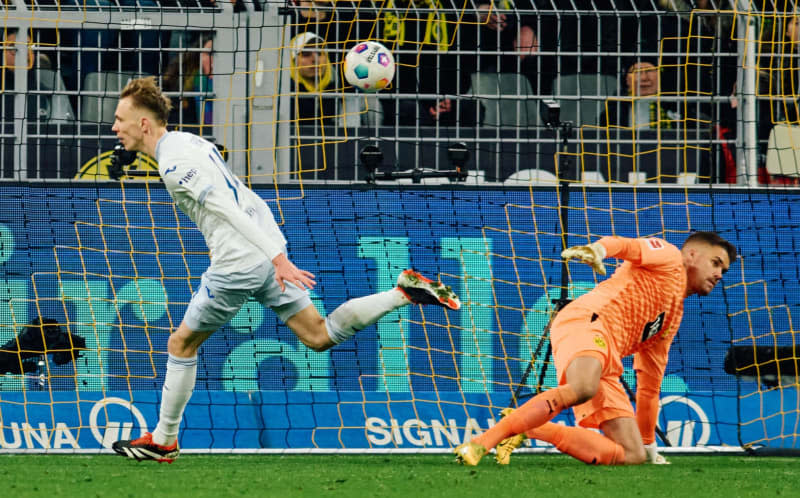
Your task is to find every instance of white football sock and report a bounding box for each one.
[152,354,197,446]
[325,288,409,344]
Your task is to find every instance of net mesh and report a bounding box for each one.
[0,2,799,453]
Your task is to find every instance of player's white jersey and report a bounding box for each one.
[155,131,286,274]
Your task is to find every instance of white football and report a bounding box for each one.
[343,41,395,92]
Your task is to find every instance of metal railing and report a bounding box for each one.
[0,3,785,185]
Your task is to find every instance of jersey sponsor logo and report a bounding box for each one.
[593,335,607,348]
[178,168,199,185]
[366,416,494,447]
[641,311,666,342]
[647,238,664,250]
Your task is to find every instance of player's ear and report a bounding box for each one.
[682,244,697,262]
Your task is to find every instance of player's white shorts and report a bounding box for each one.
[182,259,312,333]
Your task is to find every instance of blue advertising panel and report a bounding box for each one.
[0,185,797,450]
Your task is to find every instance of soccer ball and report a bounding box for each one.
[343,41,395,92]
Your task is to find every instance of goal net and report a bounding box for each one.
[0,2,799,454]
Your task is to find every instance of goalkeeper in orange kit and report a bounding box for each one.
[455,231,737,466]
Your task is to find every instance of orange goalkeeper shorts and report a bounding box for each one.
[550,306,635,428]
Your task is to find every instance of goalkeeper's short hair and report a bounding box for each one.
[683,231,737,263]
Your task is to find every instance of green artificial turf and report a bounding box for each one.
[0,454,793,498]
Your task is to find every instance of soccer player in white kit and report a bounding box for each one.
[109,77,461,462]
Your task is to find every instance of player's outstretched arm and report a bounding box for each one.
[635,362,670,464]
[272,252,316,292]
[561,241,607,275]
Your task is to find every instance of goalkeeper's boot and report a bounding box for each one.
[453,441,487,466]
[112,432,179,463]
[397,269,461,311]
[494,408,527,465]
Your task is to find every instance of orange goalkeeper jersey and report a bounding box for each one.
[566,236,687,379]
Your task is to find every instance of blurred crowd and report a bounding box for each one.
[6,1,800,183]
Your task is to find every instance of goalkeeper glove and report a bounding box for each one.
[644,443,670,465]
[561,242,607,275]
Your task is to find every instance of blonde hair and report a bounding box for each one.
[120,76,173,125]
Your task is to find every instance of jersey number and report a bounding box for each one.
[641,311,666,342]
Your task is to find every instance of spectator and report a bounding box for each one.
[19,1,112,92]
[770,10,800,124]
[381,0,480,126]
[287,31,337,125]
[657,1,737,182]
[287,31,382,129]
[293,0,330,21]
[599,60,681,129]
[755,9,800,184]
[3,30,52,74]
[465,1,541,92]
[2,30,57,121]
[163,33,215,130]
[534,0,623,89]
[287,0,376,52]
[660,1,737,121]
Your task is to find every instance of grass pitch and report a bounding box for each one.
[0,454,793,498]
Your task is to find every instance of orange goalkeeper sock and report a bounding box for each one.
[473,385,579,450]
[527,422,626,465]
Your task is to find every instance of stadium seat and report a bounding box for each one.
[766,124,800,177]
[28,68,76,124]
[582,171,607,184]
[628,171,647,184]
[81,71,151,125]
[471,72,541,128]
[504,168,558,185]
[551,74,617,126]
[462,169,486,185]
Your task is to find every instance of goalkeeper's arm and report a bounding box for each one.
[562,236,671,275]
[635,368,670,464]
[561,241,608,275]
